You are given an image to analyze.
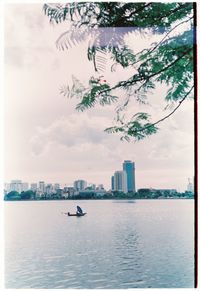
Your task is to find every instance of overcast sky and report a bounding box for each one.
[3,3,194,191]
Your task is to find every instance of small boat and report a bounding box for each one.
[67,212,86,217]
[67,206,86,217]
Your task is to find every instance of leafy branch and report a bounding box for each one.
[67,47,193,107]
[44,2,194,141]
[105,86,194,141]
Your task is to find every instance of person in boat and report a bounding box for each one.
[76,205,83,215]
[67,206,86,216]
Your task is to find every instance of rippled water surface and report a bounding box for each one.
[5,200,194,288]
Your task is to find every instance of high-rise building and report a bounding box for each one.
[39,181,45,193]
[74,180,87,191]
[114,171,127,193]
[31,183,37,191]
[111,176,114,191]
[123,160,136,192]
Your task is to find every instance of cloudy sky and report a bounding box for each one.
[3,3,194,191]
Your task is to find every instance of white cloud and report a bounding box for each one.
[30,113,112,155]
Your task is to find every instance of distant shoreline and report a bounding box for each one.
[4,197,194,202]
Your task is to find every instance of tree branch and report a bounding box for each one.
[152,3,190,24]
[110,17,192,71]
[131,86,194,134]
[152,86,194,127]
[91,47,193,97]
[144,16,193,56]
[124,3,153,20]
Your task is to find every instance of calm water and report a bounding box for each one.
[4,200,194,288]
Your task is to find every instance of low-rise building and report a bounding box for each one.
[63,186,75,197]
[10,180,22,193]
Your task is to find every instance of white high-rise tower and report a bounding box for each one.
[114,171,127,193]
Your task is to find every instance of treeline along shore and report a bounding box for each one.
[4,189,194,201]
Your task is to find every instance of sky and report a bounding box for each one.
[3,3,195,192]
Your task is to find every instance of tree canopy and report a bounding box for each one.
[44,2,194,141]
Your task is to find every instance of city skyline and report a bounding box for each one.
[4,172,194,193]
[3,4,194,192]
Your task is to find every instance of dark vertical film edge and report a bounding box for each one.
[193,1,198,288]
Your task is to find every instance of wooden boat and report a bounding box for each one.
[67,212,86,217]
[66,206,86,217]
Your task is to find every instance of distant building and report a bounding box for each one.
[54,183,60,192]
[63,187,75,197]
[86,184,96,190]
[31,183,37,192]
[39,181,45,193]
[123,160,136,192]
[5,181,29,194]
[114,171,127,193]
[10,180,22,193]
[187,178,194,193]
[55,188,63,197]
[111,176,114,191]
[36,190,43,198]
[21,183,29,192]
[45,184,53,195]
[97,184,104,190]
[91,184,96,190]
[4,183,11,193]
[74,180,87,191]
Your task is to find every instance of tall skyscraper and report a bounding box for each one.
[114,171,127,193]
[123,160,136,192]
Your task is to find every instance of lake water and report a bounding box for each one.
[4,200,194,288]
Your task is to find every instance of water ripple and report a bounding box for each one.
[5,200,194,288]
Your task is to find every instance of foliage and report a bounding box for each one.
[44,2,194,141]
[21,190,35,200]
[4,190,36,200]
[4,191,21,200]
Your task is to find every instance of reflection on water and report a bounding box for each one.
[5,200,194,288]
[113,211,145,288]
